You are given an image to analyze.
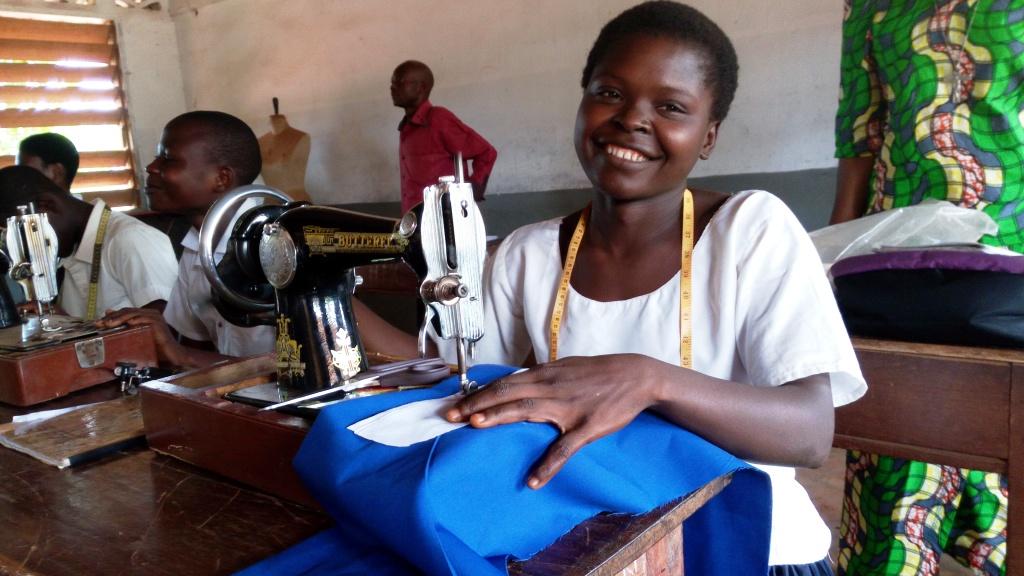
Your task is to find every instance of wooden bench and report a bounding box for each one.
[836,338,1023,575]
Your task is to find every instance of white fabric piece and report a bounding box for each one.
[449,190,866,566]
[163,197,275,357]
[59,199,178,318]
[349,369,525,446]
[348,393,467,447]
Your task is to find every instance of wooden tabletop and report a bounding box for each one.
[840,337,1024,575]
[0,384,330,576]
[0,444,330,575]
[0,383,731,576]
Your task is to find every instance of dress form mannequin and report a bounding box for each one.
[258,98,312,202]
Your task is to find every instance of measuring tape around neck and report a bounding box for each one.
[549,189,694,368]
[85,205,113,320]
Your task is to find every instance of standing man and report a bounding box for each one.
[391,60,497,213]
[16,133,79,192]
[831,1,1020,574]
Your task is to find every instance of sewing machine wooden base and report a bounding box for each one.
[0,324,157,406]
[139,354,450,509]
[139,355,317,505]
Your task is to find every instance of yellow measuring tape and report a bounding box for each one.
[549,189,695,369]
[85,205,112,320]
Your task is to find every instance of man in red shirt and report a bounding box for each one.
[391,60,497,213]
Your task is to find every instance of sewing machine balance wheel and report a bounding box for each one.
[199,185,294,313]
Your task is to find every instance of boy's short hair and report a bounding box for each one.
[580,1,739,122]
[168,111,262,185]
[0,165,65,212]
[18,133,80,185]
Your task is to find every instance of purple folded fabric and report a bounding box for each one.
[831,250,1024,278]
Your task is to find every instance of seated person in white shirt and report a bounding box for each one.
[16,132,78,193]
[98,111,275,368]
[4,133,81,304]
[0,165,177,317]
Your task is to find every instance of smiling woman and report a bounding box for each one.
[0,11,138,209]
[574,35,720,208]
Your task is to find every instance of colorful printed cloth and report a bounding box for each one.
[835,1,1016,574]
[839,452,1007,575]
[835,0,1024,251]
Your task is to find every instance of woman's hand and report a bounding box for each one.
[445,354,668,489]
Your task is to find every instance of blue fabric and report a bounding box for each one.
[239,365,772,576]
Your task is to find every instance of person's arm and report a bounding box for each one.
[449,194,861,489]
[105,258,229,368]
[471,178,491,203]
[467,143,496,201]
[446,358,833,489]
[107,225,180,311]
[352,297,431,359]
[96,307,228,369]
[141,299,167,313]
[830,156,874,224]
[436,109,497,201]
[832,0,883,224]
[354,230,526,365]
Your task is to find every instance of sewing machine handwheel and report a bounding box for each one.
[199,185,292,313]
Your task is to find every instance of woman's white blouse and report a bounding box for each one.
[463,190,866,565]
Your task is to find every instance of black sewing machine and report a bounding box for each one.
[195,158,487,413]
[135,159,487,504]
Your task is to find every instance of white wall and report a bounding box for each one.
[0,0,186,193]
[115,8,187,181]
[172,0,842,204]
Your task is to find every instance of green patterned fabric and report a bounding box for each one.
[839,453,1007,575]
[835,1,1017,574]
[835,0,1024,251]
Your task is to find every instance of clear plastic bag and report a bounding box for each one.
[809,199,999,270]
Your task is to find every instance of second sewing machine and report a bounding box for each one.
[0,205,156,406]
[138,160,488,505]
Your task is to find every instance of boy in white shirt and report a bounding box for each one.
[16,132,78,192]
[0,165,177,317]
[99,111,275,367]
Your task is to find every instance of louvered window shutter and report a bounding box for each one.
[0,12,138,208]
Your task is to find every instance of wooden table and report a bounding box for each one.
[0,383,733,576]
[0,383,331,576]
[836,338,1024,575]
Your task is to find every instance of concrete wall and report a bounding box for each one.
[170,0,844,205]
[346,167,839,237]
[0,0,186,192]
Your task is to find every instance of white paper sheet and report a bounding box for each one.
[11,402,102,432]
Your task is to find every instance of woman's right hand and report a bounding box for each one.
[445,354,670,489]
